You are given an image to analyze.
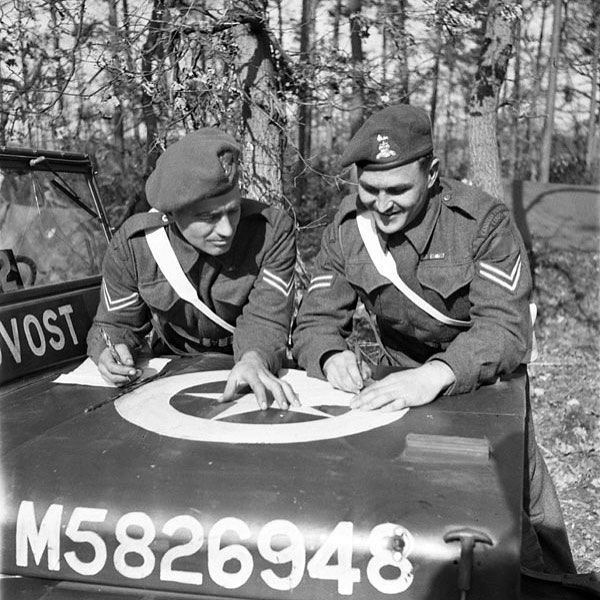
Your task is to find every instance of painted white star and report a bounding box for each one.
[184,392,334,421]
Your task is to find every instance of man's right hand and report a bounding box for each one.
[97,345,141,386]
[322,350,372,394]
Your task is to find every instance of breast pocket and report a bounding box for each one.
[346,261,390,295]
[417,259,474,299]
[138,279,179,312]
[212,273,255,308]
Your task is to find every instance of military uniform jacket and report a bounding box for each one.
[293,178,533,395]
[87,199,296,373]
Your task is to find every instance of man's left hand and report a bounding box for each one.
[220,351,300,410]
[350,361,455,412]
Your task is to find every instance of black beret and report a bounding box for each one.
[341,105,433,171]
[145,128,241,213]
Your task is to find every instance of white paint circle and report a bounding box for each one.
[115,369,407,444]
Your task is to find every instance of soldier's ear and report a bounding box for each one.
[427,157,440,188]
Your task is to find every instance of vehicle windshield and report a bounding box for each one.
[0,165,109,291]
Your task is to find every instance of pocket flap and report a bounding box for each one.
[417,260,474,299]
[346,261,390,294]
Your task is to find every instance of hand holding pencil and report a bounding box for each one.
[322,343,373,394]
[97,327,141,386]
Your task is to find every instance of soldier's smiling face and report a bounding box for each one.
[171,190,242,255]
[357,157,439,236]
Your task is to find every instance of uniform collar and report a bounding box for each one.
[168,222,204,271]
[437,178,479,218]
[396,183,442,255]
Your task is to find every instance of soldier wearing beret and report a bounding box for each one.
[88,128,298,409]
[292,105,575,572]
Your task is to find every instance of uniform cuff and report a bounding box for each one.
[426,352,477,396]
[297,337,348,379]
[234,345,285,374]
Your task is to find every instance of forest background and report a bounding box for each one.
[1,0,598,574]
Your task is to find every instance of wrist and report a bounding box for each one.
[423,360,456,394]
[239,350,269,369]
[321,350,343,376]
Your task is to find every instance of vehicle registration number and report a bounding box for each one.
[15,500,414,594]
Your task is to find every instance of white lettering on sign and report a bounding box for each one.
[257,519,305,590]
[23,314,46,356]
[16,501,62,571]
[43,309,66,351]
[160,515,204,585]
[113,512,156,579]
[307,521,361,594]
[0,304,79,365]
[58,304,78,345]
[367,522,414,593]
[14,501,415,594]
[0,318,21,364]
[64,507,108,576]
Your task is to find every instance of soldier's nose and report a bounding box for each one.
[376,194,393,213]
[215,215,234,237]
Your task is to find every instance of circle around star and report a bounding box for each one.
[114,369,407,444]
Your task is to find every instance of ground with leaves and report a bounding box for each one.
[528,241,599,574]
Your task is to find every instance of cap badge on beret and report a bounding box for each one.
[219,151,236,178]
[340,104,433,170]
[375,135,397,160]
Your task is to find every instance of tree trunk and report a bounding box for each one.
[107,0,126,154]
[429,17,442,131]
[231,1,286,206]
[298,0,314,166]
[348,0,365,136]
[326,0,343,151]
[468,0,519,199]
[122,0,141,146]
[140,0,168,175]
[586,2,600,176]
[509,18,521,179]
[397,0,409,101]
[526,0,548,180]
[443,61,455,172]
[539,0,562,183]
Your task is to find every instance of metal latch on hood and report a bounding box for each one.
[444,528,494,600]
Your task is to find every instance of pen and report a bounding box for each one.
[100,327,124,365]
[353,340,363,373]
[353,340,374,389]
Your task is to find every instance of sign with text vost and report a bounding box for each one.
[0,286,98,384]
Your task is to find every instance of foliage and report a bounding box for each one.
[529,240,600,573]
[1,0,598,205]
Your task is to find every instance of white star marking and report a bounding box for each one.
[184,391,335,421]
[115,370,407,444]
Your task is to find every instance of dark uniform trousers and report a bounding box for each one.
[88,199,296,375]
[293,178,576,574]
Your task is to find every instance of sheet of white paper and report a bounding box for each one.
[53,357,171,388]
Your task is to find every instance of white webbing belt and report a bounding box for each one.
[145,224,235,334]
[356,211,471,328]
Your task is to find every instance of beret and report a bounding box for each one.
[145,128,241,212]
[341,105,433,170]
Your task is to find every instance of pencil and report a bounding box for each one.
[353,340,374,388]
[100,327,123,365]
